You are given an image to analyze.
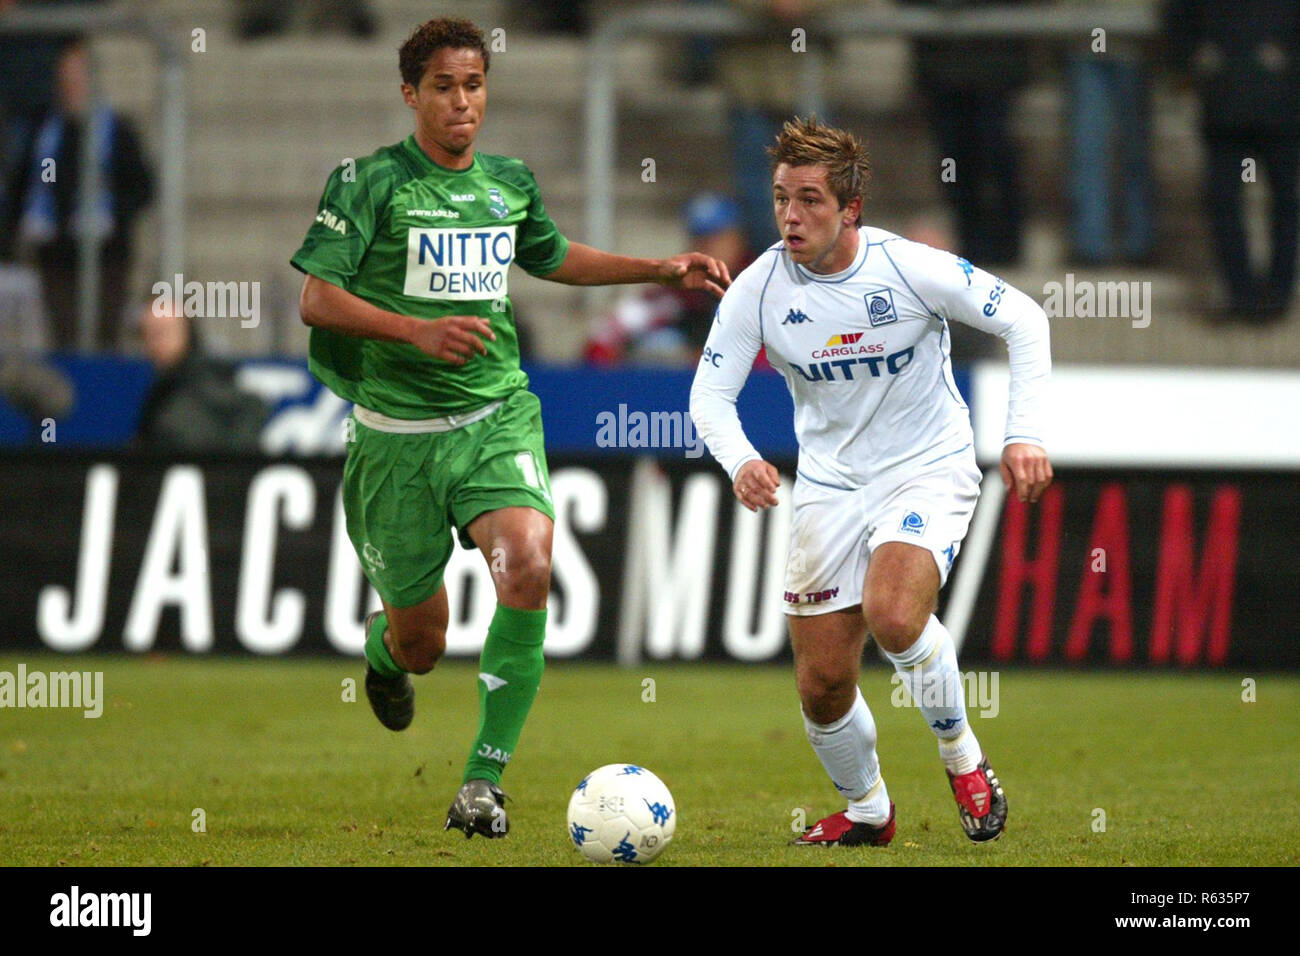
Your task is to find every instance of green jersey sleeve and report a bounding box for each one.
[512,164,569,278]
[290,163,391,289]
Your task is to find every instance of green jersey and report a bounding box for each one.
[290,135,570,418]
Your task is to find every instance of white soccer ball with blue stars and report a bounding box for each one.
[566,763,676,864]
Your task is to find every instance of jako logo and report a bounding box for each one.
[50,886,151,936]
[783,308,812,324]
[789,346,914,382]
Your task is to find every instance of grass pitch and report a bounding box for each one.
[1,654,1296,866]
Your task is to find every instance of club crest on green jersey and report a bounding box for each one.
[487,187,510,220]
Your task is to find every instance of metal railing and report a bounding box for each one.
[1,1,186,351]
[584,3,1157,254]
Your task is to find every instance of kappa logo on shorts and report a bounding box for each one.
[864,289,898,327]
[362,542,386,573]
[899,511,928,536]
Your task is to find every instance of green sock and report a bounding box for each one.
[462,605,547,785]
[364,611,404,678]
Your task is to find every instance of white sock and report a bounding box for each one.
[802,688,891,825]
[884,614,981,775]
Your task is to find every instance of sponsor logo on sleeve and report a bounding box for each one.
[314,209,348,235]
[955,256,975,286]
[899,510,928,535]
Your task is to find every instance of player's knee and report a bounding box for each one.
[797,668,856,725]
[390,620,446,674]
[862,596,925,654]
[495,547,552,607]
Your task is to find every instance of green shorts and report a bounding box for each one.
[342,388,554,608]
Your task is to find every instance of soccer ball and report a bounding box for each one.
[566,764,676,864]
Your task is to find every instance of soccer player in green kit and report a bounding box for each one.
[291,17,729,838]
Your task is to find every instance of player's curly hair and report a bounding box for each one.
[767,117,871,225]
[399,17,490,87]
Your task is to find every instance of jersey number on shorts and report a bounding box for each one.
[515,451,552,504]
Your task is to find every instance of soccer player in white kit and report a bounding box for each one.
[690,118,1053,846]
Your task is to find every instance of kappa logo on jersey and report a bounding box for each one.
[403,224,516,301]
[825,332,864,346]
[789,345,914,382]
[956,256,975,286]
[900,511,928,535]
[314,209,348,235]
[864,289,898,327]
[487,187,510,220]
[783,308,812,325]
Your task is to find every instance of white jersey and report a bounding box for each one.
[690,227,1050,489]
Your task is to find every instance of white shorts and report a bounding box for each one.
[783,456,982,616]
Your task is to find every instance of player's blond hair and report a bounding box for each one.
[767,117,871,225]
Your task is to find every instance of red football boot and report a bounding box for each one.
[946,755,1007,843]
[792,802,896,846]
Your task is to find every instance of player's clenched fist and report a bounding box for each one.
[733,459,781,512]
[409,315,496,364]
[1000,442,1053,504]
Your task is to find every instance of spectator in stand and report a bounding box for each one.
[0,0,109,261]
[583,194,754,366]
[719,0,844,254]
[1064,0,1154,266]
[8,38,153,350]
[136,302,268,453]
[900,0,1032,267]
[1164,0,1300,321]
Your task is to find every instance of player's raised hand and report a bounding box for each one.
[408,315,496,365]
[659,252,732,299]
[733,459,781,512]
[1000,442,1053,504]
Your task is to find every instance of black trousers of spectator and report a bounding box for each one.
[1203,129,1300,314]
[36,247,131,351]
[922,87,1024,267]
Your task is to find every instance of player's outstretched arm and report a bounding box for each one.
[541,242,731,297]
[298,274,495,365]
